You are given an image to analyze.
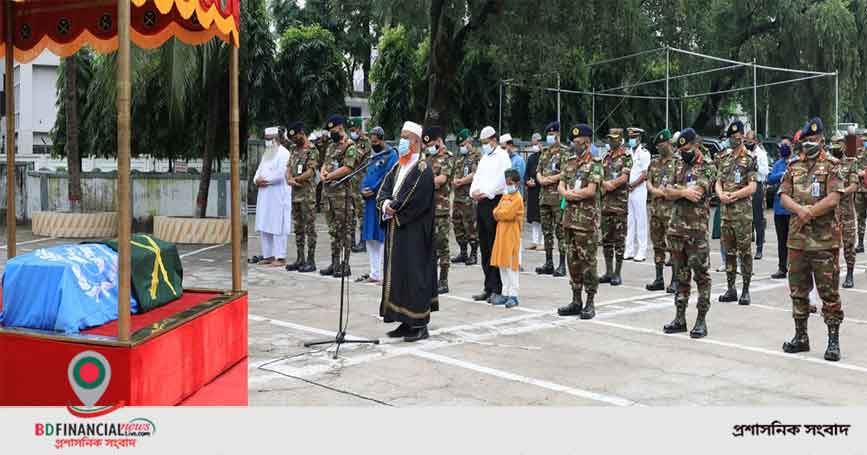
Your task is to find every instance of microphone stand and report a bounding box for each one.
[303,154,380,358]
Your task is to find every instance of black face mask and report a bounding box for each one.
[746,143,756,152]
[372,143,383,153]
[681,149,695,164]
[330,131,342,143]
[293,136,305,146]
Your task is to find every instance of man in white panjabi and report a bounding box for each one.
[254,127,292,267]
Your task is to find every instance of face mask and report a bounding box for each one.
[803,141,821,159]
[293,137,305,146]
[729,137,743,148]
[372,143,383,153]
[604,143,611,152]
[779,144,791,158]
[720,139,730,149]
[546,135,556,145]
[459,146,468,155]
[330,131,342,143]
[628,138,638,149]
[482,144,493,155]
[746,142,756,152]
[681,149,695,164]
[505,185,517,194]
[397,138,411,157]
[831,146,844,158]
[426,146,437,156]
[350,132,359,141]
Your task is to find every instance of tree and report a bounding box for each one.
[370,25,417,137]
[51,50,93,210]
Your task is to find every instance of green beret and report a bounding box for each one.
[654,128,672,144]
[347,117,363,129]
[457,128,471,142]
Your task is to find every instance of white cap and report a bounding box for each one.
[309,131,320,142]
[264,127,279,138]
[402,121,423,139]
[480,126,496,140]
[499,134,513,144]
[671,131,681,144]
[531,133,542,141]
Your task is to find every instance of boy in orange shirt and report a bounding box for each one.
[492,169,525,308]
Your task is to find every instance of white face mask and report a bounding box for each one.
[482,144,493,155]
[505,185,518,194]
[546,135,556,145]
[459,146,468,155]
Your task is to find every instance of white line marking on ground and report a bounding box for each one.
[180,243,228,258]
[410,350,642,406]
[0,237,55,249]
[749,303,867,325]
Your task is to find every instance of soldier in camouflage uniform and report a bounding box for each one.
[645,129,679,292]
[285,122,320,273]
[715,121,757,305]
[830,134,860,288]
[599,128,633,286]
[348,117,370,253]
[557,124,603,319]
[855,137,867,253]
[779,117,845,362]
[319,114,359,278]
[451,128,480,265]
[424,126,455,294]
[661,128,717,338]
[313,131,331,213]
[536,121,568,277]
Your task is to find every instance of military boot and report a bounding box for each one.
[437,266,450,294]
[598,251,614,283]
[646,264,665,291]
[843,266,855,289]
[319,255,338,276]
[285,243,305,271]
[857,235,865,254]
[333,260,352,278]
[738,275,751,306]
[451,243,468,264]
[690,307,708,339]
[351,235,365,253]
[298,243,317,273]
[719,273,738,302]
[663,305,687,334]
[782,319,810,353]
[557,288,583,316]
[610,257,624,286]
[552,254,566,277]
[666,265,678,294]
[580,293,596,320]
[825,324,841,362]
[465,242,478,266]
[536,249,555,275]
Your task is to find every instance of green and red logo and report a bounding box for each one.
[66,351,124,418]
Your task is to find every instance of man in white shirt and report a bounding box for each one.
[254,126,292,267]
[470,126,512,305]
[625,127,650,262]
[746,130,769,260]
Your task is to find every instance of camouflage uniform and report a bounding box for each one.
[314,139,330,212]
[664,150,717,337]
[855,150,867,251]
[716,146,757,299]
[287,142,320,271]
[429,149,455,287]
[560,149,603,310]
[647,154,678,265]
[600,147,632,283]
[839,156,859,271]
[321,140,359,274]
[537,142,567,273]
[351,136,372,250]
[452,145,480,260]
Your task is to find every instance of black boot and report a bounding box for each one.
[666,265,678,294]
[319,255,338,276]
[404,325,430,342]
[610,257,623,286]
[472,291,491,301]
[298,243,317,273]
[465,242,478,266]
[451,243,468,263]
[738,276,751,306]
[843,267,854,289]
[333,261,351,278]
[754,247,763,260]
[557,288,584,316]
[598,251,613,283]
[437,266,449,294]
[782,319,810,353]
[825,324,841,362]
[536,249,555,275]
[580,293,596,319]
[285,244,305,271]
[663,305,687,334]
[719,273,738,302]
[690,308,708,339]
[646,264,665,291]
[857,236,865,254]
[387,323,413,338]
[351,230,364,253]
[552,254,566,277]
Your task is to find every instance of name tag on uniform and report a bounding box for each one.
[552,161,558,172]
[811,176,821,198]
[332,160,339,170]
[734,168,741,184]
[575,178,582,190]
[686,173,695,187]
[297,164,303,175]
[464,165,470,176]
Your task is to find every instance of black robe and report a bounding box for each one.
[525,151,541,223]
[376,158,439,327]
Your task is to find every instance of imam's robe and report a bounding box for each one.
[376,158,439,327]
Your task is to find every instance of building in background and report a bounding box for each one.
[0,52,60,158]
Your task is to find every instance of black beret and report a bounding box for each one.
[677,128,697,147]
[569,124,593,140]
[422,126,444,145]
[545,121,560,133]
[801,117,824,137]
[726,121,744,137]
[325,114,345,129]
[287,121,304,137]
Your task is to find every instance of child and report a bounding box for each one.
[491,168,525,308]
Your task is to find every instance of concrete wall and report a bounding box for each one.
[0,162,35,223]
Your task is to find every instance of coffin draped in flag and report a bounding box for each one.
[96,234,184,313]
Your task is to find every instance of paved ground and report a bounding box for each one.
[247,209,867,406]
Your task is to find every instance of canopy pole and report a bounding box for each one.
[229,45,241,291]
[665,46,670,130]
[498,81,503,133]
[5,0,15,259]
[752,59,757,132]
[835,71,839,132]
[116,0,132,342]
[556,72,561,126]
[591,89,596,141]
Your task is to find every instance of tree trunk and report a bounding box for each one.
[195,79,220,218]
[65,56,82,212]
[690,76,737,133]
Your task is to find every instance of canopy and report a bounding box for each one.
[0,0,239,63]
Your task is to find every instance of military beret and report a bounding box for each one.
[569,124,593,140]
[606,128,624,139]
[422,126,444,145]
[677,128,697,147]
[545,121,560,133]
[347,117,363,129]
[654,128,672,144]
[325,114,345,129]
[287,121,304,138]
[457,128,472,142]
[370,126,386,139]
[801,117,824,137]
[726,121,744,137]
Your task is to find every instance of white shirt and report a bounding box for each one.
[469,145,511,199]
[628,145,651,189]
[254,144,292,235]
[753,145,769,182]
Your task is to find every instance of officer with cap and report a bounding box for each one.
[599,128,633,286]
[424,126,455,294]
[285,121,320,273]
[557,124,603,319]
[347,117,371,253]
[319,114,359,278]
[645,128,679,292]
[715,120,758,305]
[831,132,861,288]
[451,128,480,266]
[779,117,846,361]
[536,121,568,277]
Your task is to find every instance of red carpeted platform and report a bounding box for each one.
[0,289,248,406]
